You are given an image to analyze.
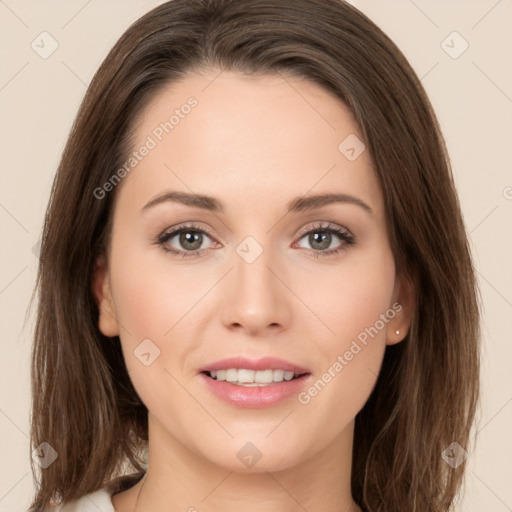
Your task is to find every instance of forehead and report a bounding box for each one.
[119,69,382,216]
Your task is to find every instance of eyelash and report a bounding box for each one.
[155,222,355,259]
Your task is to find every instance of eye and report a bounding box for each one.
[155,221,355,259]
[294,222,355,258]
[156,223,218,257]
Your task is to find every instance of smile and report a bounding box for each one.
[200,371,312,408]
[207,368,304,385]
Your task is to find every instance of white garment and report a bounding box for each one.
[49,473,144,512]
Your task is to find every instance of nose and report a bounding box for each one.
[220,241,292,336]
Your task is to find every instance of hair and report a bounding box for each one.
[29,0,481,510]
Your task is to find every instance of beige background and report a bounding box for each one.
[0,1,511,510]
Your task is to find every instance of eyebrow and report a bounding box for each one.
[140,191,373,216]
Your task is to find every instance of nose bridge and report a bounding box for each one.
[234,234,279,306]
[221,234,290,333]
[238,241,273,292]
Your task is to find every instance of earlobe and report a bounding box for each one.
[92,256,120,337]
[386,270,416,346]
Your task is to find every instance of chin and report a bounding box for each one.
[196,435,308,474]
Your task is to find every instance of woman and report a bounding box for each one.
[29,0,481,511]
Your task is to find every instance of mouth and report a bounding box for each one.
[198,356,312,407]
[198,358,313,408]
[202,368,309,386]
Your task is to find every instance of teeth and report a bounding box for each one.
[208,369,299,385]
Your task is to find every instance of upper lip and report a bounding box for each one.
[198,356,310,375]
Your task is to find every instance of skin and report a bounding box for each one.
[94,68,414,512]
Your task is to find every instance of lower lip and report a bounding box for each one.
[199,372,312,409]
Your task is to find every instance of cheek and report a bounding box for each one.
[107,238,226,405]
[109,244,210,342]
[302,241,396,351]
[108,251,201,418]
[295,246,395,420]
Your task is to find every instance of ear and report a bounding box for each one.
[386,269,416,346]
[92,255,120,337]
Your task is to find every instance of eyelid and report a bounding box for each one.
[295,221,352,239]
[159,222,217,241]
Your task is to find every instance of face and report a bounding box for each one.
[94,69,413,473]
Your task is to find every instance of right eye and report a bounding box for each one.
[157,223,220,257]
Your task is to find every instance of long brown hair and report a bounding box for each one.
[29,1,481,510]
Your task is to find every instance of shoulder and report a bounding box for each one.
[49,486,113,512]
[43,472,145,512]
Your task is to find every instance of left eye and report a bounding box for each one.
[296,229,344,251]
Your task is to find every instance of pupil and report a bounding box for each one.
[180,231,202,250]
[310,232,331,250]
